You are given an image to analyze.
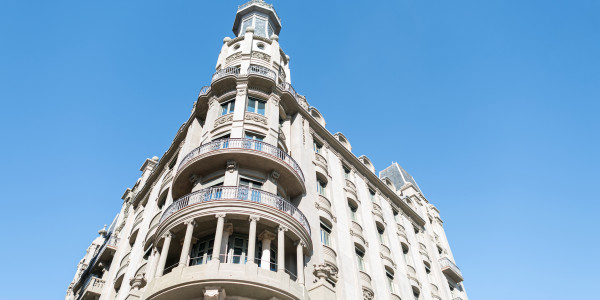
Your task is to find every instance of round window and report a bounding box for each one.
[257,43,265,50]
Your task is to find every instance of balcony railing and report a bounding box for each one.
[439,257,464,282]
[159,186,310,234]
[248,64,276,80]
[77,276,105,299]
[212,66,240,82]
[178,138,304,182]
[199,86,210,96]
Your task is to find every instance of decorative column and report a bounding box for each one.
[146,247,159,279]
[212,214,226,262]
[247,216,260,264]
[296,241,305,286]
[156,232,173,277]
[277,225,288,273]
[258,230,276,270]
[179,219,197,267]
[220,223,234,262]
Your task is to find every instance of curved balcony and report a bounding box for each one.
[380,244,395,269]
[439,257,464,283]
[172,138,305,199]
[143,260,306,300]
[350,221,367,247]
[212,66,240,82]
[159,186,310,237]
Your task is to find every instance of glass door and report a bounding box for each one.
[190,237,214,265]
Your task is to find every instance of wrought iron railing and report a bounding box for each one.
[439,257,463,278]
[159,186,310,234]
[178,138,304,182]
[212,66,240,82]
[248,64,276,80]
[199,86,210,96]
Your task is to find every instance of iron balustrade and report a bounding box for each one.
[159,186,310,234]
[178,138,304,182]
[248,64,276,80]
[199,86,210,96]
[439,257,463,278]
[187,254,298,281]
[212,66,240,82]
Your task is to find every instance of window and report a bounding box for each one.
[313,140,322,154]
[348,202,358,221]
[343,166,351,179]
[320,223,331,246]
[246,97,266,115]
[355,247,365,271]
[413,289,420,300]
[402,244,413,265]
[424,262,433,282]
[386,270,396,293]
[221,100,235,115]
[393,209,399,222]
[377,225,387,245]
[317,178,327,196]
[369,189,376,202]
[239,178,263,202]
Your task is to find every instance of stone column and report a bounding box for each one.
[212,214,226,262]
[247,216,260,264]
[296,241,305,286]
[277,225,288,272]
[179,219,197,267]
[258,230,276,270]
[156,232,173,277]
[146,247,159,280]
[220,223,234,262]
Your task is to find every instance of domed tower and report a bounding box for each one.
[67,1,468,300]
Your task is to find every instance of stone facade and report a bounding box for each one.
[66,1,468,300]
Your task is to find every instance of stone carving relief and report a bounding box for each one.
[245,112,268,125]
[251,51,271,62]
[214,114,233,127]
[225,52,242,64]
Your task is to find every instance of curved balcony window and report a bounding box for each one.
[221,99,235,115]
[247,97,266,115]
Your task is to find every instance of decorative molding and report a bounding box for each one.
[258,230,276,241]
[214,114,233,127]
[249,215,260,222]
[251,51,271,62]
[270,170,280,181]
[244,112,268,125]
[225,52,242,64]
[215,213,226,219]
[226,160,238,173]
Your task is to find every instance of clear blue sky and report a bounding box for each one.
[0,1,598,299]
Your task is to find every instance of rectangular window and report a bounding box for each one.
[317,179,327,196]
[377,226,387,245]
[247,97,266,115]
[343,166,351,179]
[221,100,235,115]
[313,141,322,154]
[369,189,376,202]
[320,223,331,246]
[386,270,395,293]
[355,248,365,271]
[244,133,264,150]
[348,203,358,221]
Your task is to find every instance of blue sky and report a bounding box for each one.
[0,1,598,299]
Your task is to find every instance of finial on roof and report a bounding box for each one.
[98,224,107,236]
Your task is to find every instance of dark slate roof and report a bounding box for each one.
[379,162,422,193]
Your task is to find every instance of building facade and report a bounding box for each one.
[66,1,468,300]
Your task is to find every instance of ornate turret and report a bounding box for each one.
[232,0,282,38]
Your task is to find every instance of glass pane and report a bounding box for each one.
[267,23,274,37]
[221,103,228,115]
[241,18,252,36]
[257,100,265,115]
[247,98,256,113]
[255,17,267,37]
[229,100,235,112]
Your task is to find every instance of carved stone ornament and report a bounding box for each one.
[258,230,276,241]
[278,225,288,232]
[270,170,280,181]
[251,51,271,62]
[129,273,147,289]
[245,112,268,125]
[313,263,339,283]
[249,215,260,222]
[203,286,226,300]
[226,160,238,173]
[225,52,242,64]
[215,213,226,219]
[362,287,375,300]
[214,114,233,127]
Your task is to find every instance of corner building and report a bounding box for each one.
[66,1,468,300]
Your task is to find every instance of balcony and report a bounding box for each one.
[159,186,310,235]
[143,258,304,300]
[78,276,104,300]
[172,138,305,199]
[316,194,334,223]
[314,152,328,175]
[248,64,276,80]
[344,179,357,197]
[439,257,464,283]
[212,66,240,82]
[379,244,395,269]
